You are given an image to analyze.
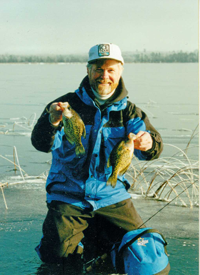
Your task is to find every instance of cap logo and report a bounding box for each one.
[98,44,110,57]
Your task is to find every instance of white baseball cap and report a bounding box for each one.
[88,43,124,65]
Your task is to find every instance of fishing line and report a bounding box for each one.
[137,180,198,229]
[84,180,198,272]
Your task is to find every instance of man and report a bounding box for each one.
[31,43,164,273]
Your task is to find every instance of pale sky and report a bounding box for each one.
[0,0,198,55]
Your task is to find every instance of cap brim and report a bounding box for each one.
[88,57,124,64]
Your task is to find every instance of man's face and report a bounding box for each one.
[87,59,123,97]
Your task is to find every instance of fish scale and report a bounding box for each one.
[59,102,86,157]
[107,133,136,187]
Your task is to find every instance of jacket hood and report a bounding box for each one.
[79,76,128,107]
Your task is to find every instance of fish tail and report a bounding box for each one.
[107,173,118,188]
[75,144,85,156]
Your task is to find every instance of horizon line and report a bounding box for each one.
[0,49,198,56]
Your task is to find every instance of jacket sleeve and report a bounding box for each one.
[31,105,63,153]
[31,92,80,153]
[31,91,69,153]
[124,102,163,160]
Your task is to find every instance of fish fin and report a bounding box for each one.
[107,157,111,168]
[82,125,86,139]
[119,163,131,176]
[107,174,117,188]
[75,144,85,157]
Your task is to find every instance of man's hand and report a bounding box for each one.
[49,102,63,127]
[133,131,153,151]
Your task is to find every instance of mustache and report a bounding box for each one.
[97,80,111,84]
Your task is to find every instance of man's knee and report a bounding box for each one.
[38,202,88,263]
[37,231,84,263]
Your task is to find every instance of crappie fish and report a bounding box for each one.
[107,133,136,188]
[58,102,86,157]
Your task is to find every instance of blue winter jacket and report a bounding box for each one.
[31,76,163,211]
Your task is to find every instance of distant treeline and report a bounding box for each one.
[0,50,198,63]
[124,50,198,63]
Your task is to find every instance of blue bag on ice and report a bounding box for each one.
[111,228,170,275]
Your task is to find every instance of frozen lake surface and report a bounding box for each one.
[0,63,199,274]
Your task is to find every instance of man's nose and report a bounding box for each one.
[100,70,109,79]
